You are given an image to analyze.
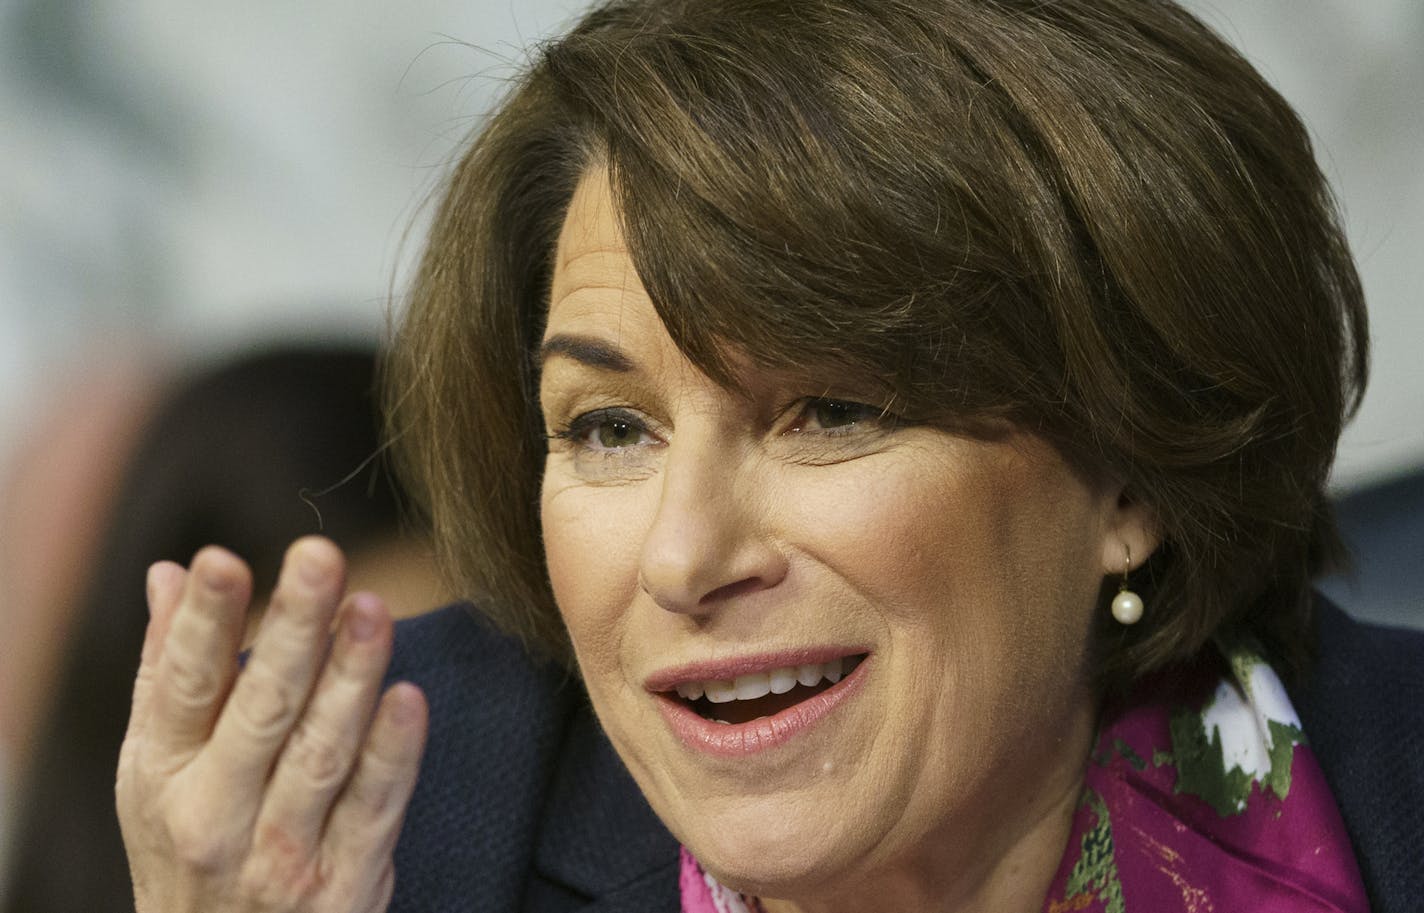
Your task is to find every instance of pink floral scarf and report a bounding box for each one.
[680,646,1369,912]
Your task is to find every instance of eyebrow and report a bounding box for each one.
[539,333,636,373]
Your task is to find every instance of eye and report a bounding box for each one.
[786,398,889,435]
[592,416,646,449]
[551,407,657,452]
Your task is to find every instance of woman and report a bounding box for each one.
[115,1,1423,911]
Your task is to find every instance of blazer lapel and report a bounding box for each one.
[527,696,680,912]
[386,605,582,913]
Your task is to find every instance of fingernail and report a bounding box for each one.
[199,565,230,592]
[298,551,328,586]
[146,564,160,606]
[348,599,380,641]
[390,685,421,726]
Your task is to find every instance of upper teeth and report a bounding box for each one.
[675,657,847,703]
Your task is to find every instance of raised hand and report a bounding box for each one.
[116,537,428,913]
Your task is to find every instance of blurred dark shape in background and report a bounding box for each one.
[2,344,443,913]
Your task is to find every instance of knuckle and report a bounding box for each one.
[231,668,296,737]
[288,722,352,790]
[167,809,237,873]
[345,758,401,818]
[241,825,327,907]
[235,864,276,906]
[132,660,160,696]
[165,650,223,708]
[238,863,307,908]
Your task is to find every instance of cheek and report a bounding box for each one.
[540,475,648,674]
[783,453,1017,619]
[787,443,1103,681]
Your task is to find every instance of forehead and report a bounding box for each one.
[541,167,703,396]
[547,169,642,329]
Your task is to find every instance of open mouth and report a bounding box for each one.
[671,654,868,725]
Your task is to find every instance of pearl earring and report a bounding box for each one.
[1111,545,1144,625]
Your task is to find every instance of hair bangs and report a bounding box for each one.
[545,3,1042,422]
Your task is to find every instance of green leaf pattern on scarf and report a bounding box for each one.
[1064,789,1126,913]
[1161,644,1306,816]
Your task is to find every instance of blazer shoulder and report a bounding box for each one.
[1291,596,1424,913]
[1296,596,1424,721]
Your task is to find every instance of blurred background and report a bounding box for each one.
[0,0,1420,905]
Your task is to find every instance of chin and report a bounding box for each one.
[671,791,884,898]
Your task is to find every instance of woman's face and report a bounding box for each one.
[539,171,1150,903]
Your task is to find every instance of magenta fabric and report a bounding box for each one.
[1043,654,1368,912]
[680,650,1369,912]
[681,846,762,913]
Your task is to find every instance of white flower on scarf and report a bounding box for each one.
[1197,649,1303,809]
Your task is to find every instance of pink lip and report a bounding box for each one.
[644,646,868,692]
[653,654,870,758]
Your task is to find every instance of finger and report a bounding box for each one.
[144,561,187,661]
[252,592,392,855]
[328,859,395,913]
[144,547,252,761]
[125,561,188,742]
[322,682,428,883]
[118,561,188,810]
[200,537,346,787]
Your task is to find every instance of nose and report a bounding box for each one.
[638,434,787,615]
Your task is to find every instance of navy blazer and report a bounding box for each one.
[385,599,1424,913]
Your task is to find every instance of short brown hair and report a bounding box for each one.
[386,0,1367,689]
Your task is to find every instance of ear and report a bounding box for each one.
[1097,485,1162,577]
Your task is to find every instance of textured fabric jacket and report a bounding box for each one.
[385,599,1424,913]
